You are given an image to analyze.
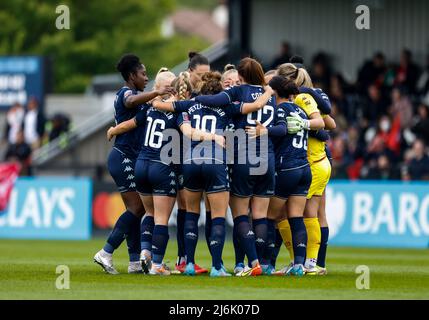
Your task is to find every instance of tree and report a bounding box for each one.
[0,0,208,92]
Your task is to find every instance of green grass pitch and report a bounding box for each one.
[0,239,428,300]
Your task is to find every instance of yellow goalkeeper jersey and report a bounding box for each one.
[294,93,326,164]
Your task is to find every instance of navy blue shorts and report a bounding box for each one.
[135,160,177,197]
[230,153,275,198]
[275,164,312,199]
[107,147,137,193]
[183,162,230,193]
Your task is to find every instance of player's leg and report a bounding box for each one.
[94,149,144,274]
[183,189,203,275]
[203,163,231,277]
[251,196,270,272]
[207,191,231,277]
[150,195,176,275]
[285,195,308,276]
[273,166,311,276]
[304,158,330,274]
[174,165,187,271]
[204,194,212,254]
[251,155,275,274]
[139,194,154,273]
[175,189,187,271]
[267,196,289,274]
[316,190,329,275]
[230,164,260,275]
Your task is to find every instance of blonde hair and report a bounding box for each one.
[154,67,176,90]
[221,64,238,82]
[172,71,192,100]
[277,63,313,88]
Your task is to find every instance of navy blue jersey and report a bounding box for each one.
[195,84,277,157]
[113,87,144,156]
[136,106,187,163]
[174,100,241,163]
[274,102,309,170]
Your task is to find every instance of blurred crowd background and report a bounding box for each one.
[267,44,429,181]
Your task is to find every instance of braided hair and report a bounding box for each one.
[172,71,193,100]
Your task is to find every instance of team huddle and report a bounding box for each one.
[93,51,336,277]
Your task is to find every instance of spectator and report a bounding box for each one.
[363,153,400,180]
[362,84,389,124]
[394,49,421,94]
[4,103,25,145]
[49,113,71,142]
[357,52,387,94]
[4,130,32,176]
[310,52,332,92]
[366,115,401,160]
[411,103,429,145]
[404,139,429,180]
[388,86,413,129]
[23,97,46,149]
[270,42,292,70]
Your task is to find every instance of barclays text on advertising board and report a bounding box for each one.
[326,181,429,248]
[0,177,92,240]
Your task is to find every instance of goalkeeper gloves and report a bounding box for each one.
[286,114,310,134]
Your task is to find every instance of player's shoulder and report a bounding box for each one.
[294,93,318,113]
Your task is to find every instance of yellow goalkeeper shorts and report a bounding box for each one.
[307,156,331,199]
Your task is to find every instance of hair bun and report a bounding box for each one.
[188,51,198,59]
[224,64,236,72]
[290,55,304,64]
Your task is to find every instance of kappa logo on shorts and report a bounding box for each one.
[124,166,133,172]
[256,238,265,243]
[152,245,158,250]
[169,188,176,194]
[297,243,306,248]
[170,180,176,186]
[126,174,135,180]
[268,243,275,248]
[213,185,226,189]
[142,231,152,236]
[129,182,136,188]
[169,172,175,177]
[122,158,132,164]
[210,240,219,246]
[246,230,254,236]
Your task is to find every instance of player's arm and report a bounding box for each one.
[195,90,234,107]
[107,119,137,141]
[179,123,225,148]
[323,114,336,130]
[309,129,330,142]
[152,99,193,113]
[240,86,274,114]
[245,121,287,138]
[124,86,175,108]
